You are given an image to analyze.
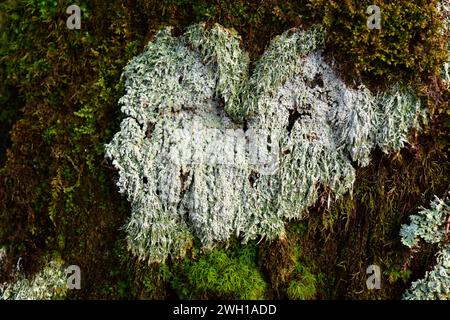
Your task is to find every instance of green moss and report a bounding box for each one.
[257,235,324,299]
[287,272,317,300]
[384,263,412,285]
[258,238,295,298]
[170,241,267,299]
[309,0,447,83]
[286,244,320,300]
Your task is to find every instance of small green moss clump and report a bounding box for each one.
[171,242,267,300]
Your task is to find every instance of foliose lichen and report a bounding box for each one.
[106,23,427,263]
[400,195,450,300]
[0,259,67,300]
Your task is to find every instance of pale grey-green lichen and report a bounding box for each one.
[401,195,450,300]
[402,249,449,300]
[106,23,427,263]
[401,196,450,248]
[0,259,67,300]
[107,24,249,262]
[375,85,425,155]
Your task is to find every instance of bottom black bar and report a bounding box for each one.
[0,300,441,319]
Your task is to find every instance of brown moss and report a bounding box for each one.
[258,237,295,298]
